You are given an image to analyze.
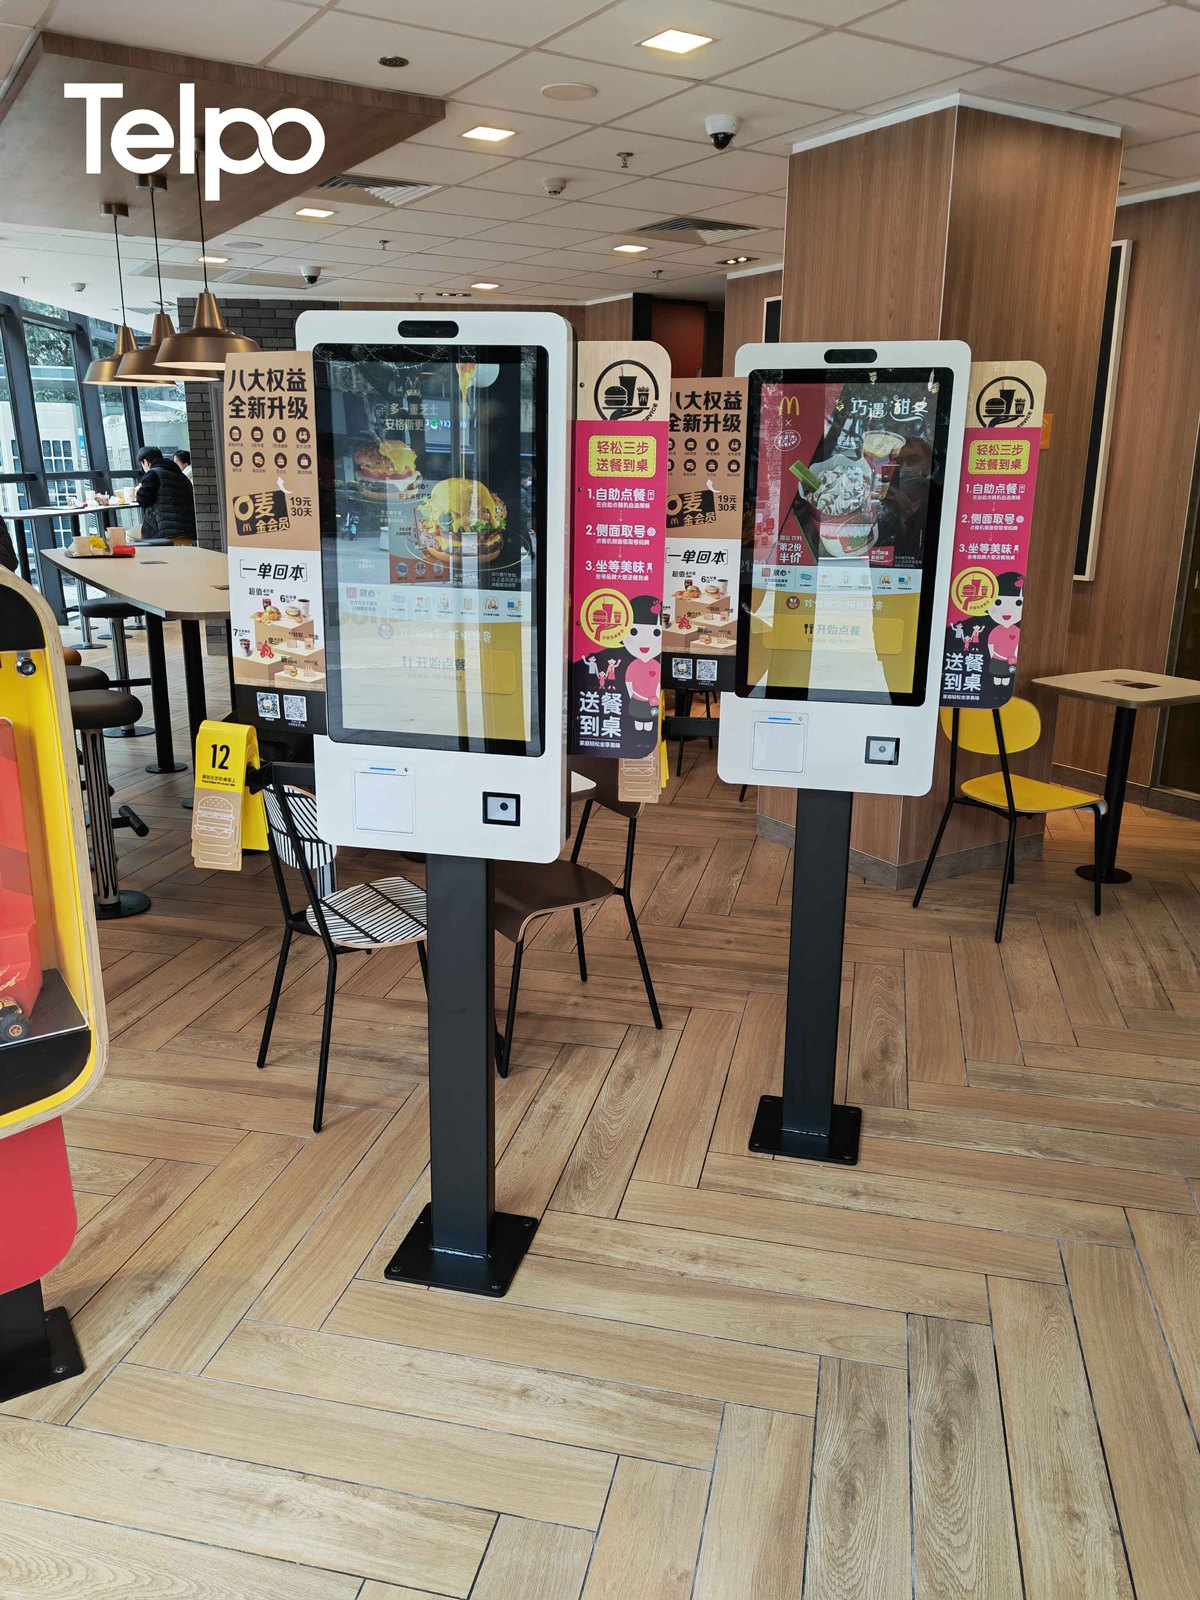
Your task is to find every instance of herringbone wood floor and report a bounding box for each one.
[4,624,1200,1599]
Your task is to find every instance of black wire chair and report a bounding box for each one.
[258,778,428,1132]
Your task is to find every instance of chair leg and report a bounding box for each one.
[738,784,748,804]
[416,939,428,990]
[573,908,588,983]
[995,820,1018,943]
[1091,807,1104,916]
[913,799,954,908]
[313,954,337,1134]
[623,893,662,1029]
[497,940,524,1079]
[257,925,293,1068]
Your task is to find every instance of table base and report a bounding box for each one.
[145,761,186,775]
[95,889,151,920]
[1076,863,1132,885]
[105,725,153,740]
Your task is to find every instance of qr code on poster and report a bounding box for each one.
[695,658,718,684]
[256,692,280,721]
[671,657,693,680]
[283,695,309,724]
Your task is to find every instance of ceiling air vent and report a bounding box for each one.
[633,216,759,245]
[316,173,442,208]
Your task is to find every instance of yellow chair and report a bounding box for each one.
[913,697,1105,941]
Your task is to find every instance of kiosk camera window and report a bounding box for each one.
[314,345,547,756]
[740,366,954,706]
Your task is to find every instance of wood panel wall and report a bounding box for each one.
[723,269,782,371]
[1056,190,1200,788]
[763,105,1122,877]
[581,297,634,343]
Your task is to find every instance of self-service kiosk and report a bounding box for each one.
[719,340,969,1161]
[0,568,108,1394]
[301,310,571,1293]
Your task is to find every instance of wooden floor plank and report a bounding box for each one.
[693,1405,814,1600]
[951,936,1022,1065]
[631,1009,741,1188]
[1063,1242,1200,1600]
[578,1457,707,1600]
[207,1317,722,1469]
[0,1414,490,1596]
[905,949,966,1084]
[326,1277,821,1412]
[1127,1208,1200,1431]
[847,962,907,1107]
[470,1518,593,1600]
[999,931,1075,1045]
[990,1278,1132,1600]
[1039,910,1125,1028]
[909,1316,1023,1600]
[805,1360,910,1600]
[495,1045,616,1218]
[709,990,786,1155]
[550,1026,681,1218]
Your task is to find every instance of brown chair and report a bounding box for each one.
[492,758,662,1077]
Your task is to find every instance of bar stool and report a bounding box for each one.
[69,689,151,919]
[77,599,152,738]
[65,664,110,693]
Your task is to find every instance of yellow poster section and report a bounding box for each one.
[191,722,268,872]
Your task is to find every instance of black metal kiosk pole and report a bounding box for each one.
[0,1278,84,1404]
[749,788,862,1164]
[385,854,538,1296]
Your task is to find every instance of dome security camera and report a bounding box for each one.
[300,264,322,285]
[704,113,740,151]
[542,176,567,196]
[70,282,87,293]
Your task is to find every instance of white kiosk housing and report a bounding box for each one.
[302,310,572,863]
[718,339,970,1164]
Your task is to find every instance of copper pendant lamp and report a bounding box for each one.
[156,150,259,380]
[112,175,176,385]
[83,202,140,385]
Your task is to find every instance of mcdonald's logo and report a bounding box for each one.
[778,394,801,417]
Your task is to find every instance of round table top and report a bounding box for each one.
[1034,669,1200,711]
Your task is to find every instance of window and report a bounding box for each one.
[135,380,190,458]
[24,319,89,474]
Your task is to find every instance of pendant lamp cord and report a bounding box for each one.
[150,183,165,314]
[112,209,127,326]
[195,155,210,294]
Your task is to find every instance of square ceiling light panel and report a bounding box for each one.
[549,0,814,81]
[270,11,520,95]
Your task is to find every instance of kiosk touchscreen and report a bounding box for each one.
[718,341,970,795]
[304,311,571,863]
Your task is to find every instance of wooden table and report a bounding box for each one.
[9,501,140,642]
[43,546,230,780]
[1035,668,1200,883]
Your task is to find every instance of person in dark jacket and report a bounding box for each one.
[136,446,196,544]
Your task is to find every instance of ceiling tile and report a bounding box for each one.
[1122,129,1200,177]
[520,197,664,231]
[48,0,312,63]
[0,1,50,23]
[431,238,547,262]
[1138,76,1200,115]
[527,125,700,177]
[267,10,519,93]
[1117,167,1170,191]
[860,0,1157,66]
[403,187,562,221]
[926,65,1103,110]
[234,215,348,242]
[654,147,791,191]
[0,20,28,75]
[335,0,611,47]
[468,218,613,246]
[350,145,507,185]
[546,0,819,82]
[317,229,454,255]
[717,31,967,109]
[599,174,751,212]
[616,83,836,144]
[404,103,591,156]
[460,164,634,202]
[1083,96,1200,145]
[720,0,894,22]
[451,51,683,123]
[350,208,496,237]
[1005,10,1200,96]
[690,192,786,229]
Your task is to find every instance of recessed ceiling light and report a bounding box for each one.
[462,125,515,143]
[378,55,409,68]
[720,255,754,265]
[296,207,335,220]
[541,82,598,101]
[639,28,713,54]
[613,243,648,253]
[472,282,500,290]
[198,254,228,264]
[437,291,472,298]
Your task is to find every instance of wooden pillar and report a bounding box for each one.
[757,101,1122,887]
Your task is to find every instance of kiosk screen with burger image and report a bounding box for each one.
[314,342,547,756]
[741,364,955,706]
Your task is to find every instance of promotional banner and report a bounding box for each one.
[569,342,671,762]
[223,351,326,740]
[664,378,745,693]
[940,361,1046,709]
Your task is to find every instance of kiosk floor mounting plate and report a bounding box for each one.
[385,1205,539,1297]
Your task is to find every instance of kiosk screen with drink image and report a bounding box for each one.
[720,342,969,796]
[304,311,570,863]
